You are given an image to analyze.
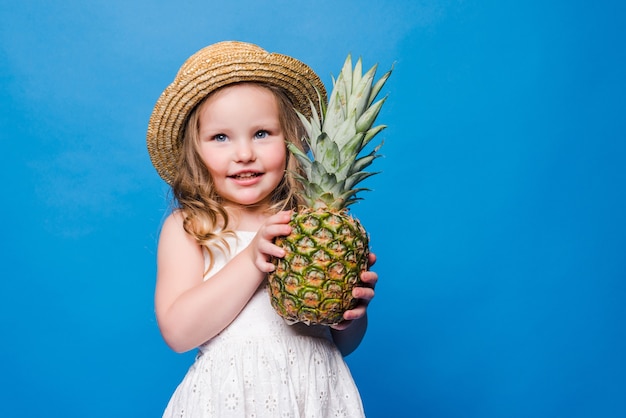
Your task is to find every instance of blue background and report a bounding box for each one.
[2,1,625,417]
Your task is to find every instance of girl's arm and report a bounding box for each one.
[154,210,291,353]
[330,253,378,356]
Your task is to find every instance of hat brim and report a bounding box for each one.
[147,41,326,185]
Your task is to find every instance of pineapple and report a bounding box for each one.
[268,55,391,325]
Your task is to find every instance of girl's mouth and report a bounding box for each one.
[230,172,262,180]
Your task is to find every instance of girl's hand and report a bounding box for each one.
[331,252,378,331]
[248,210,292,273]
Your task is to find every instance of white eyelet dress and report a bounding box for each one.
[162,231,365,418]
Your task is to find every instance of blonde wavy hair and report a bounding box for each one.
[170,82,309,267]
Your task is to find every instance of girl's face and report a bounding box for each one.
[197,83,287,209]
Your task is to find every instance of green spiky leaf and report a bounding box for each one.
[288,54,392,211]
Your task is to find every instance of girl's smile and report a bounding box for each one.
[197,83,287,208]
[229,170,264,185]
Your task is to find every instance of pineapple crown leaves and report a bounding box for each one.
[289,54,392,210]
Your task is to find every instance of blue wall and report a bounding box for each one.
[1,1,624,417]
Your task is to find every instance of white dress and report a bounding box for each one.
[163,231,365,418]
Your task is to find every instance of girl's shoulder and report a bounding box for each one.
[159,210,194,246]
[163,209,184,225]
[158,210,183,236]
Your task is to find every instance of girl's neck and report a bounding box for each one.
[225,204,271,232]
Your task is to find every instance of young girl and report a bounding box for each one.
[147,41,378,417]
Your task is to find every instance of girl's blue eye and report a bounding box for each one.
[213,134,227,142]
[255,130,268,139]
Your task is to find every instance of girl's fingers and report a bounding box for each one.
[330,320,353,331]
[352,287,374,301]
[269,210,293,225]
[360,270,378,288]
[343,305,366,321]
[367,252,377,267]
[256,239,286,259]
[258,260,276,273]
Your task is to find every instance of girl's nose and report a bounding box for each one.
[234,140,255,162]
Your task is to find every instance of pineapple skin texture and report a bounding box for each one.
[268,208,369,325]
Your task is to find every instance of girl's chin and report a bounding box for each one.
[223,196,273,209]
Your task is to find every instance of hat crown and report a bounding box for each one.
[177,41,266,78]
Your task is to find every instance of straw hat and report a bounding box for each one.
[147,40,327,185]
